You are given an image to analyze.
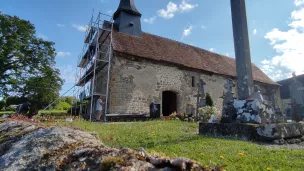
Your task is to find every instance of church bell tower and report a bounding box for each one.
[113,0,142,37]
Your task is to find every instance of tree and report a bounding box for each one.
[0,12,63,114]
[0,100,5,111]
[64,96,74,105]
[205,93,214,107]
[22,66,63,115]
[0,12,60,97]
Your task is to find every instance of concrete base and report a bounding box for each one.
[106,114,150,122]
[199,122,304,142]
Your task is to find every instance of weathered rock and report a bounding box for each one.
[199,122,259,140]
[273,139,285,145]
[257,123,304,140]
[234,99,280,124]
[200,122,304,143]
[0,120,221,171]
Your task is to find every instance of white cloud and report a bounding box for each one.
[56,24,66,27]
[158,0,198,19]
[37,33,48,40]
[253,29,257,35]
[144,16,157,24]
[57,52,72,57]
[107,10,113,14]
[226,53,229,56]
[295,0,304,6]
[182,25,193,38]
[201,25,207,29]
[263,5,304,80]
[59,65,76,84]
[72,24,88,32]
[179,0,198,12]
[261,59,270,65]
[157,2,179,19]
[209,48,215,52]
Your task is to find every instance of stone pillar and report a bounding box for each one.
[230,0,254,100]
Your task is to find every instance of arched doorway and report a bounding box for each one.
[162,91,177,116]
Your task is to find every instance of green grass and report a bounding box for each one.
[38,110,68,116]
[0,110,68,117]
[0,111,14,114]
[58,120,303,170]
[0,111,14,117]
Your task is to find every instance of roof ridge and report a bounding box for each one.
[142,32,235,61]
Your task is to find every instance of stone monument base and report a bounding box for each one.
[199,122,304,143]
[234,99,283,124]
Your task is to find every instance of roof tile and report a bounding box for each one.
[112,31,277,85]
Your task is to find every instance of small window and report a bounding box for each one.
[192,76,195,87]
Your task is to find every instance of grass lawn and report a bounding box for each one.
[0,110,68,118]
[38,110,68,116]
[0,111,14,117]
[0,111,14,114]
[57,120,303,170]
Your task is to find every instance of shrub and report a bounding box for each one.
[205,93,214,107]
[5,105,18,111]
[0,101,5,111]
[54,101,71,110]
[169,112,186,121]
[198,106,217,122]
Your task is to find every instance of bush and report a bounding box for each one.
[0,101,5,111]
[5,105,18,112]
[205,93,214,107]
[198,106,217,122]
[54,101,71,110]
[169,112,185,121]
[38,110,69,117]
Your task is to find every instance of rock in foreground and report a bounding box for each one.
[0,120,221,171]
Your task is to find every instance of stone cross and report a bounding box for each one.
[223,79,235,102]
[230,0,254,100]
[264,87,277,110]
[221,79,237,123]
[251,85,264,101]
[198,79,206,108]
[195,79,206,120]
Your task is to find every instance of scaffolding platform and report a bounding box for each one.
[84,26,97,44]
[84,93,106,100]
[73,12,113,121]
[76,60,108,86]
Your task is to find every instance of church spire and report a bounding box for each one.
[113,0,142,20]
[113,0,142,37]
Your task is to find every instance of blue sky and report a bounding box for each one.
[1,0,304,95]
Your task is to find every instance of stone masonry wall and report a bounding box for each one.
[107,54,281,116]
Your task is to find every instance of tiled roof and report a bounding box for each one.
[112,31,277,86]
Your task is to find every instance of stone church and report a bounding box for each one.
[95,0,280,117]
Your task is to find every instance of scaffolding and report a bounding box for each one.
[73,12,113,121]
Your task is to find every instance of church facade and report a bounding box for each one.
[95,0,281,116]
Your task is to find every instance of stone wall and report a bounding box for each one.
[107,54,280,116]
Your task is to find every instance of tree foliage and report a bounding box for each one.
[205,93,214,107]
[0,12,62,95]
[54,101,71,110]
[0,12,63,113]
[0,100,5,110]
